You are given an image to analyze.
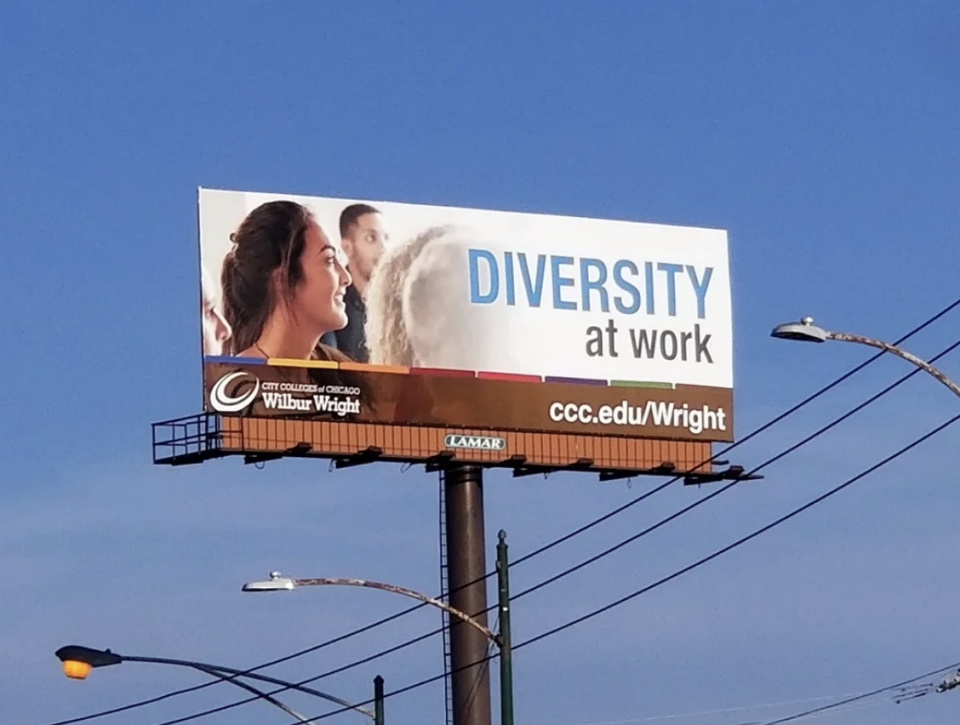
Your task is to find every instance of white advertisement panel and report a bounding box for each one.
[199,188,732,389]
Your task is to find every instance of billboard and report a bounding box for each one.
[199,188,734,443]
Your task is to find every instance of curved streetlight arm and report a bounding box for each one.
[826,331,960,401]
[190,663,316,725]
[292,577,502,646]
[122,654,374,719]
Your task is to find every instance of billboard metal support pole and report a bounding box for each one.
[444,464,492,725]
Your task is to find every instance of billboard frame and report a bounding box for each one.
[198,188,735,445]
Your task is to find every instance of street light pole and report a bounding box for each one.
[374,674,385,725]
[771,317,960,401]
[243,541,516,725]
[496,530,514,725]
[54,645,376,721]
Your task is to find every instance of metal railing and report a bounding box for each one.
[151,412,223,465]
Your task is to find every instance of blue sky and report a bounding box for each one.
[3,1,960,724]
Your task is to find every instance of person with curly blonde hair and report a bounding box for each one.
[365,225,483,368]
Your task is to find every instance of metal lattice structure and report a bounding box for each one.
[152,413,224,466]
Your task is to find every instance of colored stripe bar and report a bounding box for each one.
[610,380,675,389]
[477,371,542,383]
[544,376,608,386]
[204,355,266,365]
[340,362,410,375]
[410,367,476,378]
[268,358,339,369]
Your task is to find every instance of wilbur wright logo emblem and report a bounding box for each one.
[209,371,261,413]
[443,434,506,451]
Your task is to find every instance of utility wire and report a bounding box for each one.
[42,297,960,725]
[512,411,960,649]
[543,687,902,724]
[47,382,949,725]
[755,660,960,725]
[537,674,944,725]
[511,335,960,603]
[139,409,960,725]
[508,296,960,570]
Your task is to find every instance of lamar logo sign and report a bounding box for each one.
[443,434,506,451]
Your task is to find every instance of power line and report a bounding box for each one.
[42,297,960,725]
[756,660,960,725]
[541,688,897,724]
[512,411,960,649]
[510,335,960,603]
[326,323,959,689]
[374,412,960,725]
[508,296,960,570]
[142,409,960,725]
[534,672,948,725]
[264,410,960,725]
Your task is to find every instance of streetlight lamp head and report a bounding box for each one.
[771,318,829,343]
[242,571,296,592]
[61,660,93,679]
[55,645,122,680]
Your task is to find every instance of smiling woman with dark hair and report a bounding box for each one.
[221,200,353,363]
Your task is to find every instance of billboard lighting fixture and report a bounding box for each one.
[334,446,384,470]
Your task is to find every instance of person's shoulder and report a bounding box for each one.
[315,343,354,364]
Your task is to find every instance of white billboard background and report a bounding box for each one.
[199,188,732,388]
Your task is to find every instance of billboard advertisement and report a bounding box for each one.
[199,188,734,442]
